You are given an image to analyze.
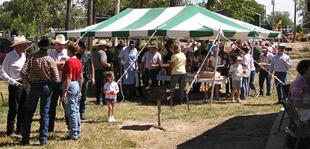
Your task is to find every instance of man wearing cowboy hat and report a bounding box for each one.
[142,41,162,88]
[269,44,292,104]
[92,39,112,105]
[0,35,30,136]
[21,37,60,145]
[48,34,69,132]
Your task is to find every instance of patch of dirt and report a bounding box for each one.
[119,113,276,149]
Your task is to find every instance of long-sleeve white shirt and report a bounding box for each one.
[0,50,26,85]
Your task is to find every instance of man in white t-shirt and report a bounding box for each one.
[240,47,254,99]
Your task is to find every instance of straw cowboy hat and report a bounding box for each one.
[147,41,159,49]
[236,56,243,61]
[11,35,31,47]
[93,39,112,47]
[52,34,68,45]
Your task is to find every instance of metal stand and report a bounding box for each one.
[152,98,166,131]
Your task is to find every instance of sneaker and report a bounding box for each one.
[107,117,113,123]
[111,116,116,122]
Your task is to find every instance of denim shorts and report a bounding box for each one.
[232,80,242,88]
[105,98,117,103]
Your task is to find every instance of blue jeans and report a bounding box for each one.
[259,70,271,95]
[63,81,81,139]
[80,76,89,116]
[275,72,288,102]
[169,74,186,104]
[49,82,64,131]
[22,83,52,144]
[240,77,249,99]
[249,71,256,91]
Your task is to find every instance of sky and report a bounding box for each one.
[0,0,301,22]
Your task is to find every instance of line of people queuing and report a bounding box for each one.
[0,34,294,145]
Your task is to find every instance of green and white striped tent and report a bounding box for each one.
[56,5,279,40]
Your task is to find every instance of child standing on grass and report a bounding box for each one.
[103,71,119,122]
[229,56,244,103]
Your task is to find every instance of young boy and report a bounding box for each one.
[103,71,119,122]
[229,56,244,103]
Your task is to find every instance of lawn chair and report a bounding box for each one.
[282,101,310,149]
[278,84,290,131]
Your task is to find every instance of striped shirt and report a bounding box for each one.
[21,50,60,83]
[269,53,292,73]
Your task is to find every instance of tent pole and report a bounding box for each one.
[210,30,221,104]
[185,31,221,103]
[220,32,286,86]
[117,29,158,84]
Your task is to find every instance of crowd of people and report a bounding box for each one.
[0,33,300,145]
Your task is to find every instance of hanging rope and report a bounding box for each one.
[186,31,221,95]
[281,34,305,59]
[220,34,286,86]
[116,28,159,84]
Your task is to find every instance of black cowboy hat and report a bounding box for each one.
[38,36,52,49]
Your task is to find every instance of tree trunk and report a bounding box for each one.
[65,0,72,30]
[87,0,94,26]
[88,0,94,51]
[113,0,121,46]
[93,0,96,24]
[114,0,121,14]
[170,0,188,6]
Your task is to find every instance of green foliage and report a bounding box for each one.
[10,16,38,38]
[267,11,293,27]
[0,0,66,37]
[213,0,265,22]
[297,24,303,32]
[297,0,305,17]
[0,12,13,30]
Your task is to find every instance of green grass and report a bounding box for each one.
[0,95,281,148]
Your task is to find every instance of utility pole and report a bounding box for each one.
[272,0,275,30]
[293,0,297,42]
[66,0,72,30]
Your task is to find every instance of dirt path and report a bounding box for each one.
[119,113,277,149]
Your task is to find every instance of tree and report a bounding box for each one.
[66,0,72,30]
[205,0,217,10]
[267,11,293,27]
[0,0,67,37]
[170,0,188,6]
[213,0,265,22]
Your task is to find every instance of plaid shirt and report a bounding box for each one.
[21,50,60,83]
